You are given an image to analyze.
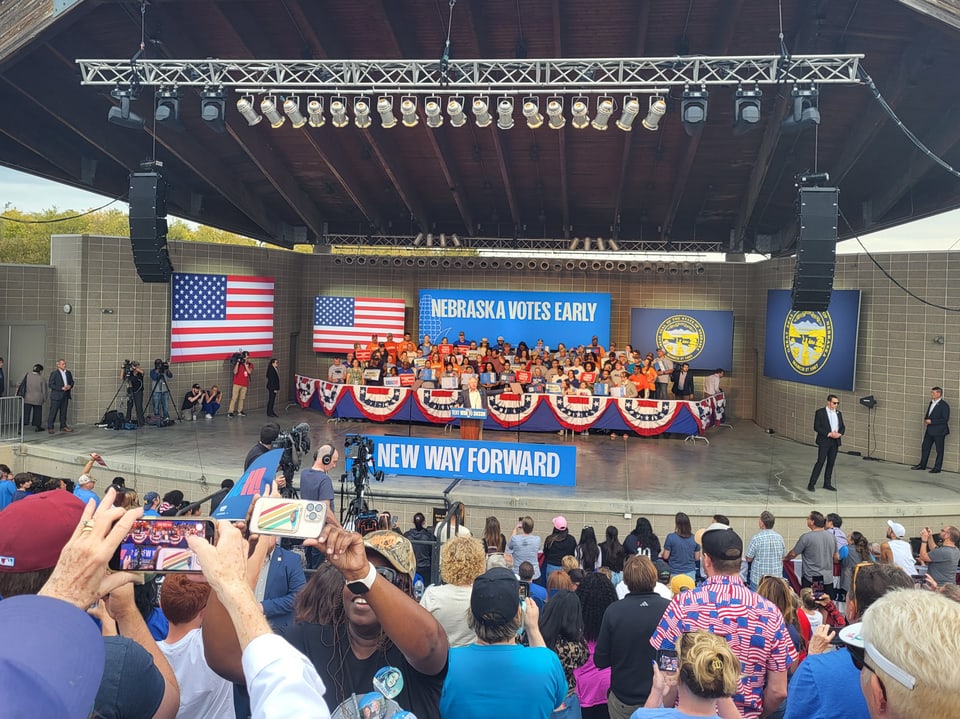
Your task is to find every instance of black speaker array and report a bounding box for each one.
[129,171,175,283]
[791,187,838,312]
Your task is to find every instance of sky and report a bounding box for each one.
[1,166,958,254]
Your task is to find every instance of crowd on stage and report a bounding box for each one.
[327,332,725,401]
[2,445,959,719]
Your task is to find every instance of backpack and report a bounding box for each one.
[100,410,125,430]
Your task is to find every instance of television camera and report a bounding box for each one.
[230,350,250,366]
[341,434,384,527]
[271,422,311,496]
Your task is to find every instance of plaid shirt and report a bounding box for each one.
[745,529,786,587]
[651,574,796,719]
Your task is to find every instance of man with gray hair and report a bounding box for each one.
[744,511,785,591]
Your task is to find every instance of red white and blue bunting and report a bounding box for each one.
[615,399,683,435]
[544,394,607,430]
[296,375,320,408]
[352,386,407,421]
[487,391,540,427]
[414,388,460,423]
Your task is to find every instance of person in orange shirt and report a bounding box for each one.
[398,332,417,358]
[365,333,380,352]
[640,357,658,398]
[383,333,399,364]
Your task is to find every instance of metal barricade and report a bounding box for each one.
[0,396,24,444]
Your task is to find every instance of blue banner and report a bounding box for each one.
[211,449,283,520]
[417,289,610,349]
[358,435,577,486]
[763,289,861,391]
[630,309,734,370]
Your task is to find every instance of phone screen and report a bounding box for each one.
[109,518,214,573]
[657,649,679,672]
[911,574,926,589]
[519,581,530,600]
[811,575,825,594]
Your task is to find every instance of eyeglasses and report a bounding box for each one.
[850,561,873,602]
[374,565,406,589]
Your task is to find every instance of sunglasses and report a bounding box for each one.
[374,565,406,589]
[847,639,916,692]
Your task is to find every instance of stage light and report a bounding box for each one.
[412,232,424,246]
[401,97,418,127]
[283,97,307,128]
[330,98,348,127]
[782,86,820,133]
[425,232,435,247]
[546,98,565,129]
[497,98,514,130]
[608,238,620,251]
[734,86,762,136]
[656,262,667,273]
[260,96,285,128]
[616,97,640,131]
[859,395,878,409]
[695,263,706,275]
[425,99,443,128]
[236,96,262,126]
[377,97,397,128]
[642,97,666,131]
[354,98,372,128]
[200,87,226,133]
[448,97,467,127]
[596,236,607,250]
[473,98,492,127]
[522,99,543,129]
[642,262,654,273]
[591,98,614,130]
[107,86,145,129]
[681,85,708,135]
[571,98,589,129]
[583,237,592,251]
[450,233,461,247]
[154,89,182,130]
[569,237,581,251]
[439,233,447,247]
[307,97,325,127]
[668,262,680,275]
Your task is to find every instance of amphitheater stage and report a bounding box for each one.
[4,408,957,548]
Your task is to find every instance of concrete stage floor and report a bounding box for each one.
[8,408,958,547]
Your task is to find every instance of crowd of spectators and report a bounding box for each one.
[324,332,725,400]
[1,464,959,719]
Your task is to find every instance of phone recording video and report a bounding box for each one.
[911,574,927,589]
[657,649,679,672]
[109,518,214,573]
[519,581,530,600]
[811,575,825,595]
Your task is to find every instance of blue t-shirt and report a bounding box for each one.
[783,646,870,719]
[0,480,15,510]
[441,644,566,719]
[73,487,100,507]
[633,709,720,719]
[663,533,698,574]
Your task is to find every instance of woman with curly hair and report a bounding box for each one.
[420,536,487,647]
[575,573,618,719]
[540,590,589,719]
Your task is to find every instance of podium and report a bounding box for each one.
[451,407,487,440]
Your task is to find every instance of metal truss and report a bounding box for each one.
[323,234,724,254]
[76,55,863,93]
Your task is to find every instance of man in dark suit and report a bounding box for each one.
[458,374,488,440]
[808,394,845,492]
[47,358,75,433]
[912,386,950,474]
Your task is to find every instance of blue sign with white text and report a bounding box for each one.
[630,308,735,370]
[763,289,861,391]
[417,289,610,350]
[361,435,577,486]
[211,449,283,520]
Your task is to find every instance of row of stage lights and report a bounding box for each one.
[406,234,619,250]
[237,94,672,132]
[117,84,820,136]
[333,254,707,274]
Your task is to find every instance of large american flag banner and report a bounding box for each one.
[313,296,405,353]
[170,273,275,362]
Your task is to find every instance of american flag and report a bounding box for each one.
[170,273,275,362]
[313,296,405,353]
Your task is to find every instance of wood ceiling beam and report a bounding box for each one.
[659,0,743,242]
[360,126,431,233]
[870,100,960,221]
[612,1,652,239]
[893,0,960,32]
[464,0,521,232]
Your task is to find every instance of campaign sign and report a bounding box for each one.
[763,289,861,391]
[360,435,577,486]
[418,289,611,350]
[212,449,283,520]
[630,309,734,370]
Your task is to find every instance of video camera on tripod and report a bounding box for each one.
[272,422,311,496]
[122,359,135,379]
[342,434,384,531]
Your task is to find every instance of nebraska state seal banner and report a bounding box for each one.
[763,289,861,391]
[630,309,734,369]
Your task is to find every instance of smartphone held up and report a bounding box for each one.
[109,518,215,573]
[249,498,327,539]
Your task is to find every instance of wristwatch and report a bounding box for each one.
[345,562,377,595]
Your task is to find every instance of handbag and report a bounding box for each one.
[16,374,27,398]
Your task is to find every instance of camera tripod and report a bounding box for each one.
[147,373,183,422]
[340,477,371,531]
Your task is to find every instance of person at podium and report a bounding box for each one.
[458,374,488,440]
